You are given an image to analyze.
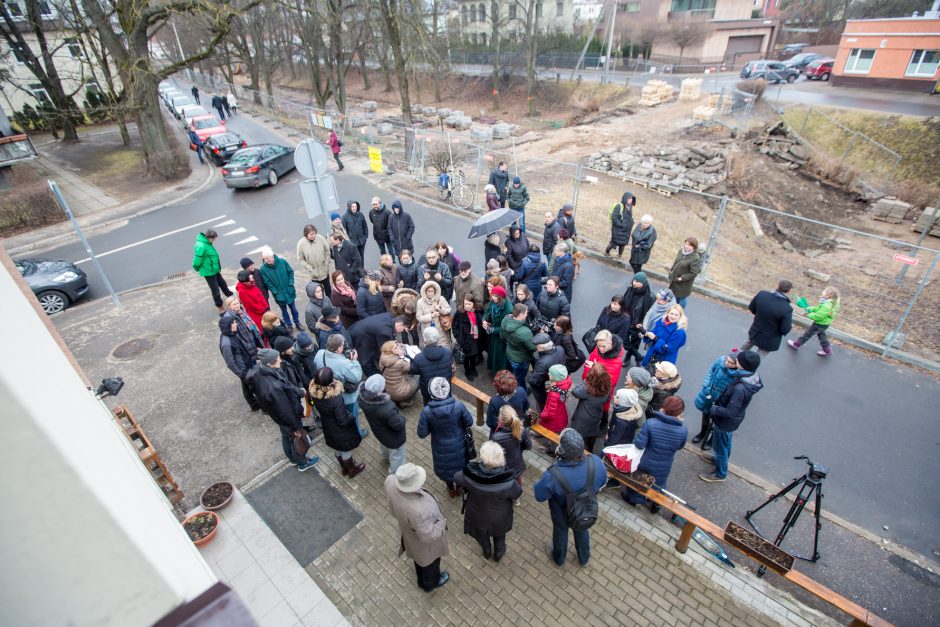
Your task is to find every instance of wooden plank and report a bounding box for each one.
[785,571,893,627]
[451,377,488,426]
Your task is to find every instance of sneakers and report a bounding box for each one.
[787,339,801,350]
[699,473,726,483]
[298,456,320,472]
[817,347,833,356]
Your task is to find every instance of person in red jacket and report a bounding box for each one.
[236,270,270,340]
[582,329,625,413]
[328,129,344,171]
[539,364,571,436]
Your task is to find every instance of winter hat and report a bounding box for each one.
[260,245,274,258]
[322,305,340,318]
[486,258,500,271]
[627,367,652,388]
[662,396,685,417]
[513,176,521,185]
[633,272,648,285]
[394,463,427,493]
[366,270,381,281]
[657,288,675,302]
[239,256,254,269]
[429,377,451,400]
[458,260,472,271]
[258,348,279,366]
[532,332,551,346]
[272,336,294,353]
[655,361,678,379]
[562,203,574,214]
[364,374,386,395]
[392,200,402,210]
[237,270,251,283]
[330,212,341,221]
[556,428,585,460]
[490,285,507,299]
[296,332,314,349]
[736,350,761,372]
[614,388,639,408]
[371,196,381,205]
[548,364,568,382]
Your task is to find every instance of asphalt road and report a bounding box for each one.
[39,109,940,563]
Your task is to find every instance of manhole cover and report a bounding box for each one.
[112,337,153,360]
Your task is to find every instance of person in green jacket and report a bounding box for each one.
[483,285,512,373]
[259,245,303,333]
[506,176,530,232]
[501,303,537,390]
[192,229,233,311]
[787,287,840,357]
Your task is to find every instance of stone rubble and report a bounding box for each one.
[871,197,914,224]
[585,140,731,191]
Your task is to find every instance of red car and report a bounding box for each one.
[189,114,226,141]
[803,59,834,81]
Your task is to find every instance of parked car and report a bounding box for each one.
[179,105,210,129]
[780,43,809,59]
[804,58,835,81]
[16,258,89,314]
[222,144,295,189]
[170,95,195,118]
[784,52,823,71]
[203,132,247,166]
[740,60,799,83]
[189,114,226,141]
[162,88,183,104]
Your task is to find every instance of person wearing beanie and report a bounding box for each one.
[240,256,270,301]
[647,361,682,417]
[529,332,566,411]
[643,288,677,330]
[700,350,763,483]
[620,272,655,367]
[368,197,392,256]
[692,349,739,451]
[272,335,305,389]
[260,246,303,333]
[557,203,577,240]
[741,280,793,355]
[483,284,513,373]
[387,200,415,262]
[235,268,270,335]
[418,377,473,498]
[329,211,348,242]
[606,191,635,259]
[538,364,571,435]
[604,387,645,448]
[291,331,319,390]
[192,229,233,312]
[384,463,451,592]
[296,224,332,298]
[251,346,319,471]
[626,366,654,414]
[219,308,263,412]
[534,428,607,567]
[623,395,688,512]
[309,367,366,478]
[506,174,530,231]
[359,374,408,473]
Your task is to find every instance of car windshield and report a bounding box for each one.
[213,134,240,145]
[173,97,193,107]
[229,150,261,165]
[194,118,221,129]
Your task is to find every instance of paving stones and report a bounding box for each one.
[585,142,728,191]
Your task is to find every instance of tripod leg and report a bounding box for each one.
[774,482,813,548]
[746,476,805,520]
[811,484,823,562]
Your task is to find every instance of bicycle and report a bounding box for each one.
[438,166,474,210]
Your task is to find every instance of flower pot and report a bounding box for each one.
[724,521,795,574]
[199,481,234,511]
[183,511,220,547]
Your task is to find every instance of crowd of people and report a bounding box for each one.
[202,185,841,591]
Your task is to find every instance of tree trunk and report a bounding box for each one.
[490,8,500,111]
[134,77,188,180]
[525,0,538,117]
[359,54,371,90]
[378,0,413,155]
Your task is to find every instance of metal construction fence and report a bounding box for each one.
[184,71,940,368]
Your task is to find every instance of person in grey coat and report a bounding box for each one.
[629,214,657,273]
[571,362,613,453]
[342,200,369,265]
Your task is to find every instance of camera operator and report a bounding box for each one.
[314,333,368,437]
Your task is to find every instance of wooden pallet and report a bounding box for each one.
[113,405,183,504]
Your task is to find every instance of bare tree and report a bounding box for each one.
[667,17,708,68]
[376,0,415,128]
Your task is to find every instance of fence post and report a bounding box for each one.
[571,164,583,210]
[896,195,940,285]
[475,145,483,211]
[884,249,940,357]
[698,195,729,284]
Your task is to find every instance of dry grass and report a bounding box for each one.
[0,165,64,236]
[736,79,767,102]
[804,154,859,189]
[891,179,940,209]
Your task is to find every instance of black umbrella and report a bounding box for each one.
[468,208,519,239]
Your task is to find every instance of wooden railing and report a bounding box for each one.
[451,379,891,627]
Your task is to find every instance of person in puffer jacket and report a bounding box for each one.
[418,377,473,498]
[622,396,688,511]
[309,367,366,478]
[359,375,407,473]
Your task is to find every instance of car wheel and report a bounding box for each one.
[37,290,68,315]
[268,169,278,186]
[787,74,797,83]
[821,72,830,82]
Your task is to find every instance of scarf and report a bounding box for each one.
[467,311,479,339]
[644,298,674,329]
[547,382,569,401]
[334,279,356,303]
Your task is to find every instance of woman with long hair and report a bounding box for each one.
[485,370,530,430]
[489,405,532,484]
[571,362,613,453]
[551,315,585,374]
[641,303,688,369]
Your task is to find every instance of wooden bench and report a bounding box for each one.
[451,379,890,627]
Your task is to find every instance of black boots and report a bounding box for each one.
[692,413,713,451]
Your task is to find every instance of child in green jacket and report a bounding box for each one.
[788,287,840,356]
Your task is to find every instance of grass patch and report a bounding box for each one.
[82,149,145,187]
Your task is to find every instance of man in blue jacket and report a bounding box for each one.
[534,429,607,567]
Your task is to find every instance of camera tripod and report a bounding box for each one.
[745,456,826,577]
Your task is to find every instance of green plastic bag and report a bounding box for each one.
[795,297,808,309]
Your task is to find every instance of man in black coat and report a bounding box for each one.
[331,232,364,289]
[741,280,793,355]
[488,161,510,207]
[620,272,655,366]
[557,204,577,239]
[250,349,318,470]
[369,197,392,256]
[542,212,561,259]
[387,199,415,262]
[219,311,262,411]
[528,333,566,411]
[210,94,225,120]
[349,312,401,377]
[410,327,453,405]
[342,200,369,265]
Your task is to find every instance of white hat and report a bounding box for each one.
[395,463,427,493]
[260,245,274,258]
[614,388,639,408]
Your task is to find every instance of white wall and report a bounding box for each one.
[0,256,216,626]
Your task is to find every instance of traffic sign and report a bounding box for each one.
[294,139,330,179]
[299,177,339,220]
[893,253,919,266]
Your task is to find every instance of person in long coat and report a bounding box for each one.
[384,464,450,592]
[483,286,512,373]
[259,246,302,332]
[453,441,522,562]
[667,237,703,309]
[416,281,452,348]
[330,270,360,328]
[219,310,262,411]
[378,254,401,311]
[452,294,486,382]
[489,405,532,481]
[582,330,625,413]
[504,226,530,277]
[388,200,415,261]
[369,197,392,256]
[622,396,688,511]
[418,378,473,497]
[621,272,655,367]
[539,365,571,435]
[236,270,270,334]
[331,233,364,289]
[605,192,635,258]
[571,362,612,453]
[309,367,365,477]
[378,340,419,406]
[348,311,396,377]
[342,200,369,265]
[629,215,657,274]
[360,374,407,473]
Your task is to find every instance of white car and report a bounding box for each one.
[179,105,209,129]
[162,88,182,104]
[171,95,195,118]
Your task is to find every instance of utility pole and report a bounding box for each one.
[602,0,619,84]
[171,20,193,81]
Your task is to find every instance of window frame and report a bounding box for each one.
[66,37,84,59]
[37,0,52,16]
[556,0,564,16]
[905,49,939,78]
[30,83,51,105]
[2,0,23,18]
[844,48,876,75]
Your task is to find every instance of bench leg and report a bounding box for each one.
[676,522,696,554]
[475,400,484,427]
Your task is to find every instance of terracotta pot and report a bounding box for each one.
[199,481,235,511]
[182,511,220,547]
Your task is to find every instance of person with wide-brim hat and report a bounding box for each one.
[384,463,450,592]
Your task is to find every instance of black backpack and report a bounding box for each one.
[549,459,598,532]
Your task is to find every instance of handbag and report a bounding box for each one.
[581,326,599,354]
[452,343,465,364]
[463,425,476,462]
[291,429,312,457]
[439,313,453,332]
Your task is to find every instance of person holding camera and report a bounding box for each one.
[314,334,367,437]
[537,276,570,323]
[501,304,537,391]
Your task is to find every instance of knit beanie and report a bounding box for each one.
[633,272,648,285]
[556,428,585,460]
[258,348,279,366]
[237,270,251,283]
[627,367,651,388]
[513,176,521,184]
[429,377,451,400]
[296,332,314,349]
[549,364,568,382]
[364,374,386,395]
[661,396,685,417]
[239,257,253,269]
[614,388,639,408]
[737,350,761,372]
[272,336,294,353]
[330,212,341,221]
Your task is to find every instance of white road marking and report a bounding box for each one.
[223,227,247,236]
[214,219,236,227]
[74,214,226,265]
[234,236,259,245]
[244,246,266,255]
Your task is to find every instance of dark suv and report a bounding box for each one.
[740,60,800,83]
[784,53,823,71]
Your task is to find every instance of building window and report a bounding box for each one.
[30,83,51,105]
[509,3,516,19]
[905,50,939,77]
[37,0,52,16]
[536,1,543,18]
[470,5,476,22]
[556,1,564,16]
[844,48,875,74]
[670,0,716,16]
[619,1,640,11]
[2,1,23,17]
[481,32,487,46]
[479,2,485,22]
[10,43,26,63]
[66,37,84,58]
[461,5,467,24]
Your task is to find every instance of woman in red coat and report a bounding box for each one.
[582,329,625,413]
[539,364,571,434]
[235,270,270,337]
[328,129,344,171]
